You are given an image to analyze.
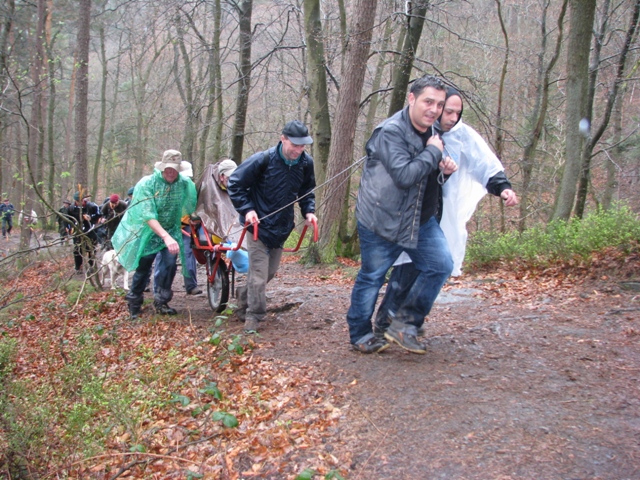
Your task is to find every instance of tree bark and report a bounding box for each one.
[574,0,639,217]
[92,25,107,199]
[304,0,331,186]
[0,0,15,196]
[231,0,253,164]
[551,0,596,221]
[387,1,429,117]
[318,0,378,263]
[74,0,91,191]
[519,0,568,231]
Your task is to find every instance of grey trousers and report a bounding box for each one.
[237,235,282,322]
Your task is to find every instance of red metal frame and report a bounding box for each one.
[185,217,318,286]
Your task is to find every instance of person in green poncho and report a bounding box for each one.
[111,149,197,319]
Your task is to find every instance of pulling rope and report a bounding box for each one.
[225,155,367,240]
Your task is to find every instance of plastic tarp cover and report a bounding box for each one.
[194,162,243,245]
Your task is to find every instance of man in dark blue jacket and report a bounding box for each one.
[228,120,317,332]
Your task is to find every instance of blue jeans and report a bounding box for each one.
[346,218,453,343]
[153,228,198,293]
[181,226,198,292]
[127,247,177,311]
[375,262,420,333]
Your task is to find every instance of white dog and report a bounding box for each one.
[99,249,129,290]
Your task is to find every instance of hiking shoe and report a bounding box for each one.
[384,326,426,354]
[244,318,259,333]
[187,288,203,295]
[128,304,141,320]
[154,302,177,315]
[352,333,389,354]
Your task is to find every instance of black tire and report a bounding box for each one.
[207,256,229,313]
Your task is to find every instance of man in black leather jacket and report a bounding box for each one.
[346,75,458,355]
[228,120,318,333]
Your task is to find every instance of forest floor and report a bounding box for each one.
[174,250,640,479]
[2,230,640,479]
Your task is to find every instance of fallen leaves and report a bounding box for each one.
[0,261,350,479]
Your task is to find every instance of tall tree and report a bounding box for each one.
[519,0,568,231]
[574,0,640,217]
[0,0,16,196]
[318,0,379,263]
[304,0,331,185]
[551,0,597,221]
[92,24,108,199]
[387,0,429,116]
[231,0,253,163]
[74,0,91,190]
[19,0,47,251]
[173,11,197,163]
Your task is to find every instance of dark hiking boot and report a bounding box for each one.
[128,304,141,320]
[384,322,427,354]
[352,333,389,354]
[154,301,177,315]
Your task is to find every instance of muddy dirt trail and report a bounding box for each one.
[167,255,640,480]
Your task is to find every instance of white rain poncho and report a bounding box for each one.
[440,121,504,275]
[394,121,504,276]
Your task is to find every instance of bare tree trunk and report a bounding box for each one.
[602,90,623,209]
[74,0,91,191]
[519,0,568,231]
[387,1,429,117]
[174,13,197,163]
[0,0,15,196]
[318,0,378,263]
[574,0,639,217]
[64,48,77,190]
[231,0,253,164]
[198,0,222,172]
[22,0,47,251]
[304,0,331,186]
[551,0,596,221]
[92,25,107,199]
[46,31,58,227]
[493,0,510,233]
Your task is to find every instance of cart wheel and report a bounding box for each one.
[207,259,230,313]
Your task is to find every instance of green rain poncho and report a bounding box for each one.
[112,169,197,272]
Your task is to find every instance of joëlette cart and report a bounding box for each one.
[187,218,318,313]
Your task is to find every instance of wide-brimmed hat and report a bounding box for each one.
[154,149,191,173]
[218,159,237,177]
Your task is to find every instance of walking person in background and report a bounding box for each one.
[228,121,317,333]
[67,192,101,274]
[100,194,128,250]
[0,198,15,240]
[57,199,72,245]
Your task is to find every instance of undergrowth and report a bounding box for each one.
[466,204,640,271]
